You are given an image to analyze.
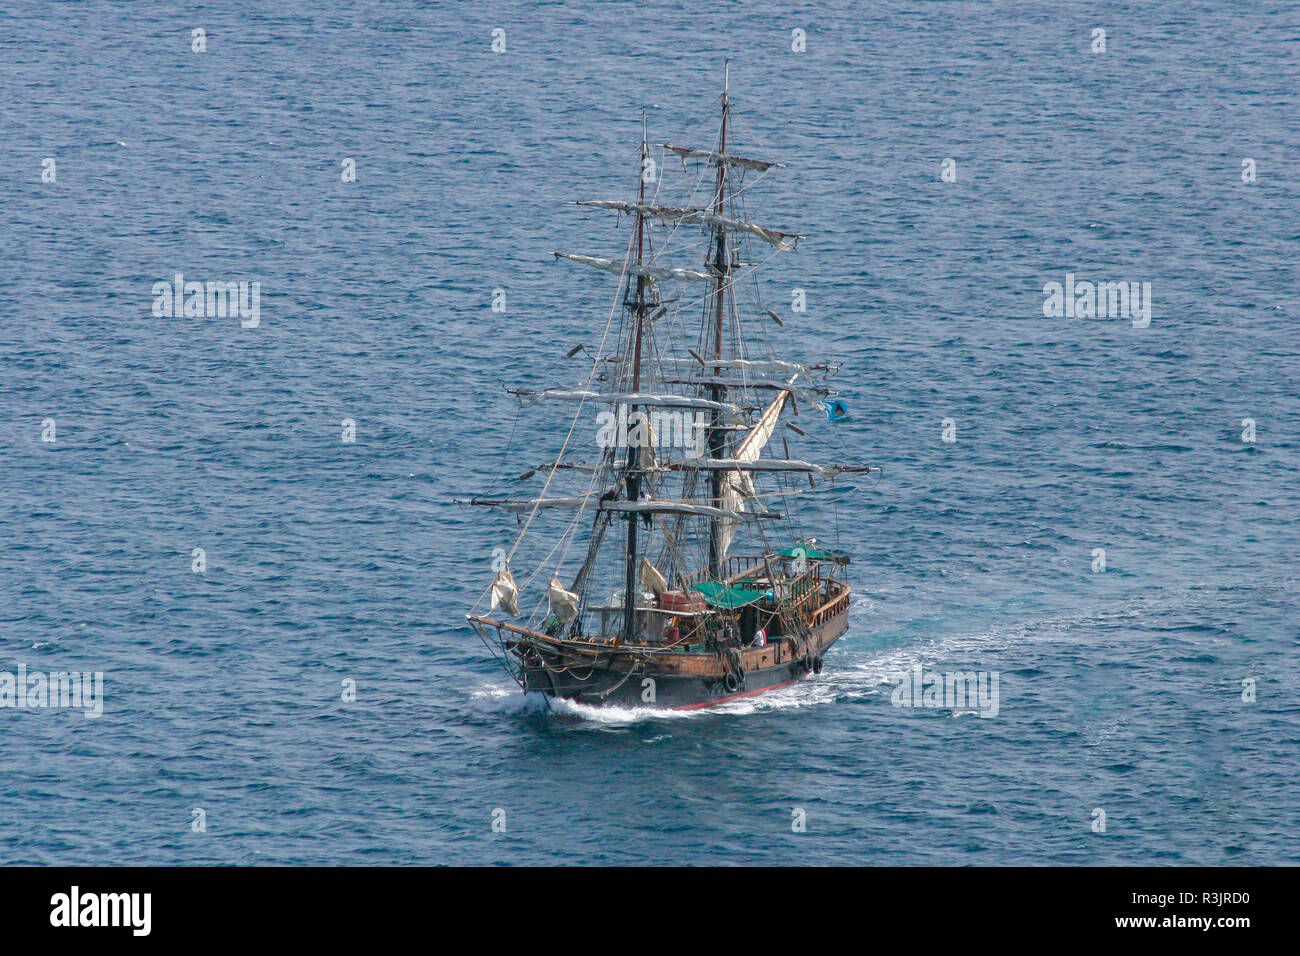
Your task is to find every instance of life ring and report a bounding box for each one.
[722,672,739,694]
[812,655,823,674]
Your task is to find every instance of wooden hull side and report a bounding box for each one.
[516,596,850,710]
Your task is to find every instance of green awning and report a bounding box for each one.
[774,545,835,560]
[689,581,766,609]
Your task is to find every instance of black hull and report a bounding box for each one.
[524,655,806,709]
[519,607,849,711]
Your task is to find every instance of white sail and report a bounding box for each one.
[718,392,787,558]
[639,557,668,595]
[489,569,519,616]
[548,575,579,624]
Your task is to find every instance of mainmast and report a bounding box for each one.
[623,110,650,640]
[706,64,731,578]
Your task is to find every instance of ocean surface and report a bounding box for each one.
[1,0,1297,865]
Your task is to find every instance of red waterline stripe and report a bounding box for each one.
[670,676,804,710]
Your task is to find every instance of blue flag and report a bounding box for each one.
[824,400,849,422]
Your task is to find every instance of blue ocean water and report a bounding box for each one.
[1,0,1297,865]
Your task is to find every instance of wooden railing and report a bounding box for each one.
[680,553,829,597]
[808,584,850,630]
[679,554,763,587]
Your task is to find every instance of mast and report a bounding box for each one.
[623,110,649,640]
[468,72,881,640]
[707,63,731,578]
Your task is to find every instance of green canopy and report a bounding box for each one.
[774,545,836,560]
[689,581,766,609]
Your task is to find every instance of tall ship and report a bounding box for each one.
[466,70,877,710]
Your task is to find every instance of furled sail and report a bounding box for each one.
[661,144,782,172]
[661,376,831,402]
[520,459,875,478]
[718,392,788,558]
[612,357,827,378]
[672,458,833,475]
[471,495,784,521]
[553,252,714,282]
[511,389,740,413]
[576,201,799,251]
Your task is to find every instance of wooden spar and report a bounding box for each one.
[465,496,789,520]
[657,376,829,393]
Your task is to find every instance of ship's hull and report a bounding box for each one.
[518,600,849,710]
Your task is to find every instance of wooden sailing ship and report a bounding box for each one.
[466,70,878,710]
